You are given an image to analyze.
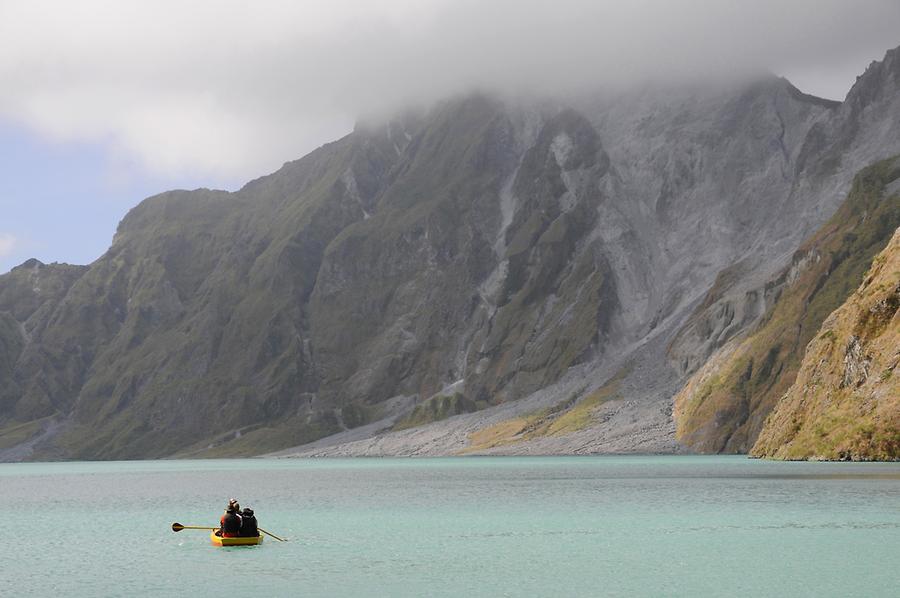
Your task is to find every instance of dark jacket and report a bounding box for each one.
[239,510,259,537]
[220,511,242,537]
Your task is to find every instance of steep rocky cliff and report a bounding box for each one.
[750,227,900,460]
[673,155,900,452]
[669,46,900,374]
[668,46,900,456]
[2,46,900,460]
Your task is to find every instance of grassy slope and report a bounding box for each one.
[461,366,627,453]
[751,228,900,460]
[674,155,900,453]
[393,393,480,431]
[0,261,88,446]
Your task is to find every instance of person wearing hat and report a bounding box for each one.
[219,503,242,538]
[239,507,259,537]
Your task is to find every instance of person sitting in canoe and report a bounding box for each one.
[218,503,242,538]
[239,507,259,537]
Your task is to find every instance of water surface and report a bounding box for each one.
[2,456,898,597]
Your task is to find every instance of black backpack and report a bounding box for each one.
[240,511,258,537]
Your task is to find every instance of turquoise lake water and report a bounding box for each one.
[2,456,899,597]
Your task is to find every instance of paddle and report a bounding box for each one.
[258,528,287,542]
[172,522,218,532]
[172,521,286,542]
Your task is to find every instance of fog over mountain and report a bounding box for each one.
[2,1,898,180]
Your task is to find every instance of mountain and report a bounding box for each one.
[750,226,900,460]
[1,46,899,461]
[673,155,900,453]
[0,260,87,459]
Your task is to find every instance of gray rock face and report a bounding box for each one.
[670,47,900,375]
[2,46,900,460]
[282,50,900,458]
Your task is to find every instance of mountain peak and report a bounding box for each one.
[11,258,44,272]
[845,43,900,106]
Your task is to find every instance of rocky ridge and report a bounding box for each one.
[1,46,899,460]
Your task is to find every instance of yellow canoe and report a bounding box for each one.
[210,531,263,546]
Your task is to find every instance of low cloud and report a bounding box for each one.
[0,233,17,259]
[0,0,898,183]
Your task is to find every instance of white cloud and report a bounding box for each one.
[0,233,17,259]
[0,0,898,182]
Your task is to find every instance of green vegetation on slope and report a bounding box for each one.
[0,260,88,427]
[751,228,900,460]
[393,393,479,431]
[674,155,900,453]
[0,127,400,460]
[462,367,626,453]
[0,313,23,385]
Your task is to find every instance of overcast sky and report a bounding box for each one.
[1,0,899,272]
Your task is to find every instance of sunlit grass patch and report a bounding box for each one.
[461,367,627,452]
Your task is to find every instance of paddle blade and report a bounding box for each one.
[172,523,185,532]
